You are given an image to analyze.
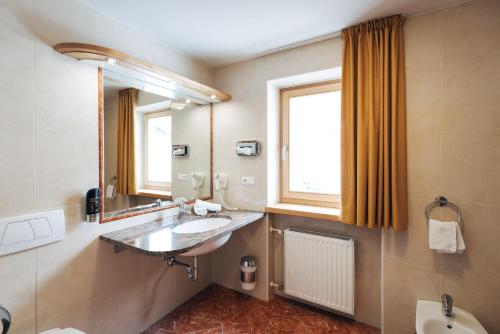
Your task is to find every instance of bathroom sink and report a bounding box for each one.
[180,232,231,256]
[172,217,232,234]
[416,300,488,334]
[173,217,233,256]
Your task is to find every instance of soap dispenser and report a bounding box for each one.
[85,188,100,223]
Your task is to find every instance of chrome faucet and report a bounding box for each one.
[442,293,453,317]
[154,199,162,207]
[177,199,192,219]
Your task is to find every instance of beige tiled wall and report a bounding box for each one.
[382,1,500,333]
[0,1,214,333]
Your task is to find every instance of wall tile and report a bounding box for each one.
[440,203,500,281]
[36,205,100,333]
[383,199,440,270]
[442,51,500,131]
[406,68,442,200]
[142,256,181,326]
[405,10,443,71]
[440,129,500,205]
[98,242,146,334]
[35,128,98,209]
[0,125,35,217]
[0,249,36,334]
[441,272,500,332]
[35,42,98,132]
[383,259,441,332]
[442,0,500,62]
[0,0,35,127]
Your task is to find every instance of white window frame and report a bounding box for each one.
[280,80,341,208]
[143,110,172,191]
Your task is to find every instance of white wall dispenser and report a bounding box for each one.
[172,144,190,157]
[236,140,260,156]
[0,209,65,256]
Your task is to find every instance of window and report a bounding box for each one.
[280,81,341,207]
[144,111,172,190]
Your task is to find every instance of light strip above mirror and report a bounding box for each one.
[53,43,231,104]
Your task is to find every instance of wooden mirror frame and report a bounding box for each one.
[98,68,214,223]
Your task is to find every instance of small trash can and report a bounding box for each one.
[240,256,257,291]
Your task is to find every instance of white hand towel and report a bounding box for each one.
[194,199,222,212]
[455,223,466,254]
[429,219,465,254]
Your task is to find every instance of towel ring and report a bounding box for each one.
[425,196,462,229]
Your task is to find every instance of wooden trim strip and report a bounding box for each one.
[54,42,231,102]
[98,68,106,224]
[266,203,341,222]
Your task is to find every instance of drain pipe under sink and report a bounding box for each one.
[164,256,198,281]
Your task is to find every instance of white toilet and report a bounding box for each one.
[39,329,86,334]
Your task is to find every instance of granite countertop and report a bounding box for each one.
[99,210,265,256]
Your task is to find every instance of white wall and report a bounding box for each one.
[0,1,214,333]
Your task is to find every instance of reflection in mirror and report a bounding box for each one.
[102,71,211,218]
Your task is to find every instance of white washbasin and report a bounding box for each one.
[173,217,233,256]
[180,233,231,256]
[416,300,488,334]
[172,217,232,234]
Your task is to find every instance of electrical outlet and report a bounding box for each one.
[242,176,256,186]
[177,173,188,181]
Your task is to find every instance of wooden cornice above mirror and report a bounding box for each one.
[53,43,231,103]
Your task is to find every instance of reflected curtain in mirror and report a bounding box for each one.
[340,15,408,230]
[116,88,138,195]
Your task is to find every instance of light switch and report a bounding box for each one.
[177,173,188,181]
[242,176,256,186]
[2,221,35,246]
[30,218,52,238]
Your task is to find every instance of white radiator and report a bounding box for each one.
[284,229,355,315]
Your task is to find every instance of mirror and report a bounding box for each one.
[52,43,230,223]
[100,70,212,220]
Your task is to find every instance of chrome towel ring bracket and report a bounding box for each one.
[425,196,463,229]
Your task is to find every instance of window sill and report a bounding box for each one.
[265,203,341,222]
[136,188,172,200]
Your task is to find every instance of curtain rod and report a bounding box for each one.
[255,31,341,58]
[255,14,407,58]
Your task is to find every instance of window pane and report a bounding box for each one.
[288,90,340,195]
[147,115,171,183]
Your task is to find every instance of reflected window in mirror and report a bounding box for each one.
[143,111,172,191]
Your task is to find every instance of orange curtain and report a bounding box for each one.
[116,88,137,195]
[340,15,408,230]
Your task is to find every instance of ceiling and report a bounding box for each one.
[81,0,464,67]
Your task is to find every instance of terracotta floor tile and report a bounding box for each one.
[143,284,379,334]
